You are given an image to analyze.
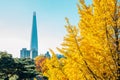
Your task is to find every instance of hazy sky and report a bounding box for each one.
[0,0,91,57]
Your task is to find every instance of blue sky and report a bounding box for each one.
[0,0,91,57]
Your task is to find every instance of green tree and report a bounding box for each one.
[0,51,38,80]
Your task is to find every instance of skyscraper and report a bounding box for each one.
[30,12,38,58]
[20,12,38,59]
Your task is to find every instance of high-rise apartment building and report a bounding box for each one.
[20,48,30,58]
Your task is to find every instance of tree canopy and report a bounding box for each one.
[35,0,120,80]
[0,52,38,80]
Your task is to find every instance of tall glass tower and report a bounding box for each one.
[30,12,38,59]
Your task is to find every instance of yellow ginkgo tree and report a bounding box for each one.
[37,0,120,80]
[77,0,120,79]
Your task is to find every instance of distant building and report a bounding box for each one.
[56,54,64,59]
[30,12,38,59]
[44,51,64,59]
[20,48,30,58]
[20,12,38,59]
[45,51,51,58]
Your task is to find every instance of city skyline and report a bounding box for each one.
[20,12,38,59]
[0,0,91,57]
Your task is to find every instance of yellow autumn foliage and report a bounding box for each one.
[36,0,120,80]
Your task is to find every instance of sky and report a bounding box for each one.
[0,0,92,58]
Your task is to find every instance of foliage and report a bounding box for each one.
[14,58,38,79]
[43,49,68,80]
[36,0,120,80]
[35,55,47,73]
[0,51,38,80]
[77,0,120,79]
[0,52,15,79]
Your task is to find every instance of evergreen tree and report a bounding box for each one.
[0,52,38,80]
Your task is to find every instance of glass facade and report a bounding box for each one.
[30,12,38,59]
[20,12,38,59]
[20,48,30,58]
